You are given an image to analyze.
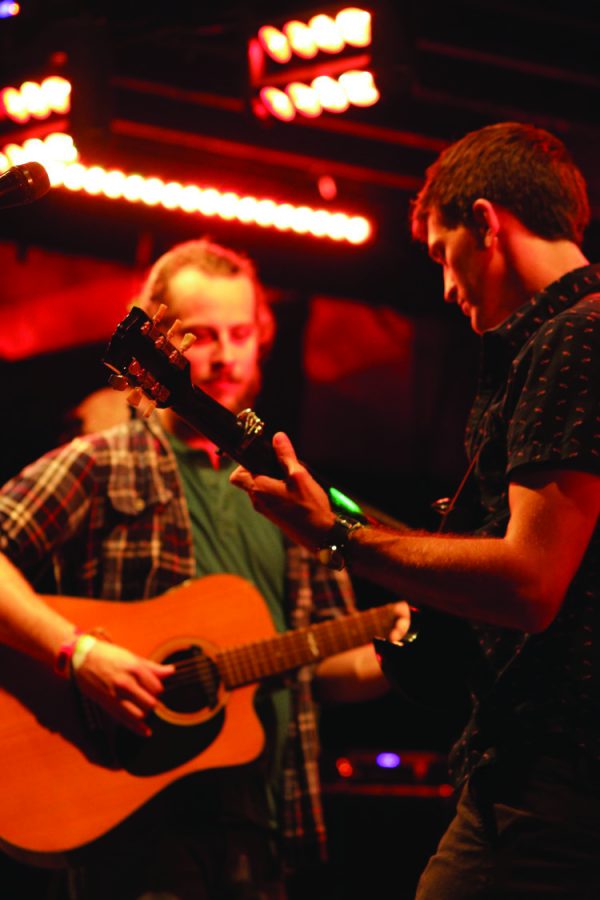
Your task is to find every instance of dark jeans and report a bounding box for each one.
[416,751,600,899]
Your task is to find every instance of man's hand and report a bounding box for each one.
[389,601,412,644]
[73,640,175,737]
[230,432,336,550]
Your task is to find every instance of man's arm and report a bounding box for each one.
[231,433,600,633]
[315,602,410,703]
[0,552,173,735]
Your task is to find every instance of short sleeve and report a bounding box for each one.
[506,301,600,476]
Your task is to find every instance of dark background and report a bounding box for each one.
[0,1,599,895]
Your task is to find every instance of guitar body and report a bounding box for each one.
[0,574,275,864]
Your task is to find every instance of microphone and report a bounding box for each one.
[0,161,51,209]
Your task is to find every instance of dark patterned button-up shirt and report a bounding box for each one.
[0,414,357,867]
[451,263,600,782]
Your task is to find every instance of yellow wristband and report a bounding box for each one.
[71,634,98,673]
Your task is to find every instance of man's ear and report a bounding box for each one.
[472,198,500,249]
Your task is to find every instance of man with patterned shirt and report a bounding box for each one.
[0,238,408,900]
[231,122,600,898]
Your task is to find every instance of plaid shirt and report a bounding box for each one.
[0,413,356,866]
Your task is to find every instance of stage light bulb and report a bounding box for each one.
[308,14,344,53]
[286,82,322,118]
[283,20,318,58]
[338,70,380,107]
[258,25,292,63]
[336,8,371,47]
[376,752,401,769]
[311,76,349,113]
[41,76,71,114]
[259,86,296,122]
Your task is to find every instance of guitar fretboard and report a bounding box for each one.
[216,603,397,688]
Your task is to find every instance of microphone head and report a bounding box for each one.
[0,161,51,208]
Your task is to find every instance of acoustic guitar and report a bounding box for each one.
[0,574,399,864]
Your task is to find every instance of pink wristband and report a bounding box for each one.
[54,628,82,679]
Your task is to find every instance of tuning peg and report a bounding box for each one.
[166,319,181,341]
[153,304,168,323]
[142,399,157,419]
[108,374,128,392]
[126,387,143,408]
[179,332,196,353]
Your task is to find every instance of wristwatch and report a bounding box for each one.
[317,515,364,570]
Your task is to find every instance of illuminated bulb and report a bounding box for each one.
[311,76,349,113]
[346,215,371,244]
[336,757,354,778]
[218,191,239,220]
[236,196,259,223]
[283,20,318,58]
[41,76,71,113]
[286,82,322,118]
[20,81,48,118]
[44,132,78,163]
[179,185,202,212]
[140,177,164,205]
[259,86,295,122]
[255,199,277,227]
[258,25,292,63]
[62,162,86,191]
[376,752,401,769]
[83,166,105,195]
[0,1,20,18]
[273,203,294,231]
[308,14,344,53]
[339,70,380,107]
[161,181,184,209]
[123,174,145,202]
[336,7,372,47]
[197,188,220,216]
[2,87,28,123]
[103,170,127,199]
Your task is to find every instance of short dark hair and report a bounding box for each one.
[136,238,275,358]
[411,122,590,245]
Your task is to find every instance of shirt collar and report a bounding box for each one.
[481,263,600,369]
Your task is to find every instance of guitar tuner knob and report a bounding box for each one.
[128,360,144,377]
[152,303,167,323]
[108,374,128,392]
[166,319,181,341]
[126,387,143,408]
[179,333,196,353]
[142,400,157,419]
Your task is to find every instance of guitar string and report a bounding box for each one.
[161,606,396,690]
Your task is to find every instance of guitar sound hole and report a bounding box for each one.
[161,645,220,714]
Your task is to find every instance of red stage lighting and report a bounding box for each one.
[0,76,71,124]
[1,132,374,246]
[248,5,381,121]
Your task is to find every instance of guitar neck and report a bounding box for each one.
[217,603,397,689]
[171,388,281,477]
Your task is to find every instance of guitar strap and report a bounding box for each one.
[432,449,481,536]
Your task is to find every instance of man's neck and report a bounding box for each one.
[157,408,222,468]
[503,226,589,302]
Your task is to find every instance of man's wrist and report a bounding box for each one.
[317,515,364,570]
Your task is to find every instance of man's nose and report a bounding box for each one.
[211,334,235,365]
[443,269,458,304]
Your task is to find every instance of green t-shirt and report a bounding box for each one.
[167,433,291,830]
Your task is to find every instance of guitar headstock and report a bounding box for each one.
[103,305,196,417]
